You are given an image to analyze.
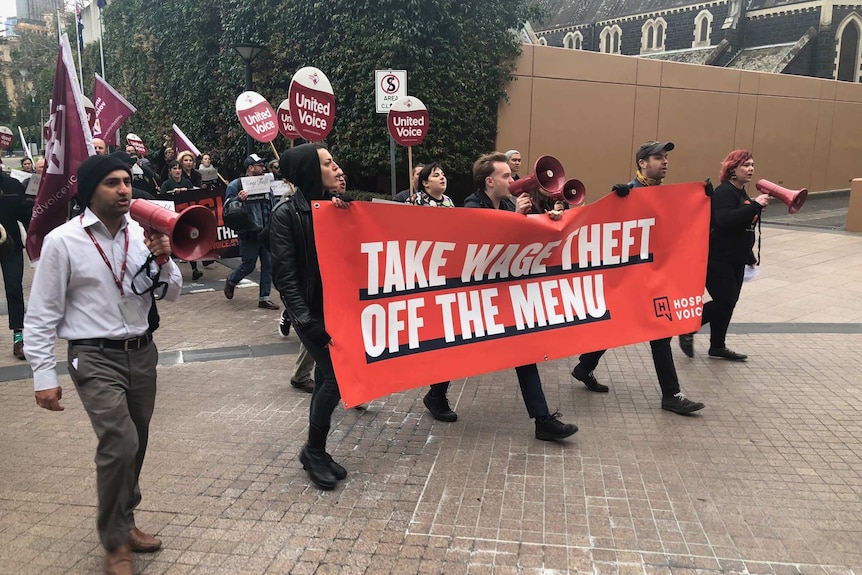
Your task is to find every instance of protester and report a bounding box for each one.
[570,141,705,415]
[24,154,183,575]
[0,169,31,359]
[159,161,192,194]
[418,152,578,441]
[176,150,202,188]
[156,141,176,183]
[223,154,278,309]
[505,149,522,180]
[269,143,350,489]
[20,157,35,173]
[392,164,425,202]
[198,153,220,188]
[679,150,768,361]
[92,138,108,155]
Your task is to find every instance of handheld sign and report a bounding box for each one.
[0,126,12,149]
[276,99,301,140]
[288,66,335,141]
[43,120,51,145]
[387,96,428,147]
[236,91,278,143]
[126,133,148,156]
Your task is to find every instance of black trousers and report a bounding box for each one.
[579,337,680,398]
[429,363,550,419]
[701,260,745,349]
[0,249,25,331]
[295,328,341,447]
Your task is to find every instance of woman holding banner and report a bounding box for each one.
[679,150,768,361]
[269,143,350,491]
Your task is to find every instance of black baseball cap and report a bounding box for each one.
[636,141,674,162]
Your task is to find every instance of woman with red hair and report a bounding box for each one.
[679,150,769,361]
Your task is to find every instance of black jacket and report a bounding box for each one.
[709,181,762,264]
[0,171,30,251]
[463,189,516,211]
[269,144,333,346]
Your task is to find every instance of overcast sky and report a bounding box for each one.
[0,0,15,21]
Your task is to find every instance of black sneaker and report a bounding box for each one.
[423,391,458,422]
[572,363,609,393]
[258,300,280,310]
[708,347,747,362]
[679,333,695,358]
[661,392,705,415]
[535,412,578,441]
[278,311,291,337]
[290,379,314,393]
[192,269,204,281]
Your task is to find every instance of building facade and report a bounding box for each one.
[532,0,862,82]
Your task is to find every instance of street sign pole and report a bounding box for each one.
[376,69,407,198]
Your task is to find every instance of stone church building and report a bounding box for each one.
[530,0,862,82]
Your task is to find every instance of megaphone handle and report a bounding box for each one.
[143,226,169,266]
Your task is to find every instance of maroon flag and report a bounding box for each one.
[26,33,95,261]
[93,73,136,146]
[172,123,201,158]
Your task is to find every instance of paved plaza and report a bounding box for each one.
[0,194,860,574]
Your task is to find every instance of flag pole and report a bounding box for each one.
[75,3,85,92]
[98,4,106,80]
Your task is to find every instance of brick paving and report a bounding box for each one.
[0,215,860,574]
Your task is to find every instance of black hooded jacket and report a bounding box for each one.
[269,144,334,345]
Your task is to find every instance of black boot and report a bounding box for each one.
[300,445,337,490]
[302,423,338,489]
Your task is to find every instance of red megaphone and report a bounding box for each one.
[755,179,807,214]
[551,178,586,206]
[509,155,566,197]
[130,200,218,265]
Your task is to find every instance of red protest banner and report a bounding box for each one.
[313,182,710,408]
[26,33,95,261]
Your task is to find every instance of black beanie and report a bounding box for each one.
[76,155,132,207]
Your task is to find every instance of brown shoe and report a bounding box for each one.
[128,527,161,553]
[13,340,25,360]
[223,279,236,300]
[104,544,133,575]
[258,300,279,310]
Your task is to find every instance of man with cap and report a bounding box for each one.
[570,140,706,416]
[223,153,279,309]
[24,154,183,575]
[505,150,522,180]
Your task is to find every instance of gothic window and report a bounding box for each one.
[564,31,583,50]
[836,14,862,82]
[693,10,713,48]
[641,18,667,53]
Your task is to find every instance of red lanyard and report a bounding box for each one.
[81,215,129,296]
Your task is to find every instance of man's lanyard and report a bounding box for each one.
[81,215,129,296]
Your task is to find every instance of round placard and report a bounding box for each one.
[387,96,429,147]
[235,91,279,143]
[287,67,336,141]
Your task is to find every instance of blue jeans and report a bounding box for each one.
[228,233,272,300]
[0,249,25,330]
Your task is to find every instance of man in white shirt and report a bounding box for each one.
[24,154,183,575]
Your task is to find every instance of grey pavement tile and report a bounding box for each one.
[2,227,862,574]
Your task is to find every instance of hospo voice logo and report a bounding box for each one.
[653,294,703,321]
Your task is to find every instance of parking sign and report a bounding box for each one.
[375,70,407,114]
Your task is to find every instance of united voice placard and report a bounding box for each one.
[313,183,710,408]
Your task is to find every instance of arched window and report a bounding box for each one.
[601,26,612,53]
[538,37,547,46]
[563,31,582,50]
[601,25,622,54]
[693,10,714,48]
[641,18,666,53]
[612,29,621,53]
[836,13,862,81]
